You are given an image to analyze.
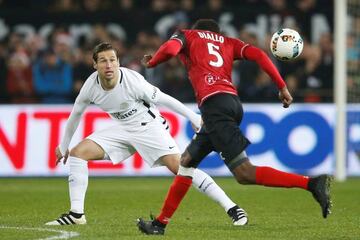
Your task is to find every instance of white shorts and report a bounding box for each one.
[86,117,180,167]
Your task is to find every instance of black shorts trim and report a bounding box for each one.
[227,154,249,171]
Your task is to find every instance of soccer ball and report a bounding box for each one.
[270,28,303,61]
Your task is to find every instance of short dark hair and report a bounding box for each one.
[92,42,119,62]
[191,19,220,33]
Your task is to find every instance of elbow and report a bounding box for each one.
[165,47,180,57]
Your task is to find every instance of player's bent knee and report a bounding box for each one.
[69,146,80,157]
[69,140,105,160]
[235,173,251,185]
[160,154,180,175]
[232,161,256,185]
[69,146,87,159]
[167,162,179,175]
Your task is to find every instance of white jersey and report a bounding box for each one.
[59,66,201,156]
[78,67,161,125]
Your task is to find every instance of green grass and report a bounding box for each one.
[0,177,359,240]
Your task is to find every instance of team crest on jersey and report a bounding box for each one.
[119,102,129,109]
[205,73,219,85]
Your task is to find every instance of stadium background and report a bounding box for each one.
[0,0,359,177]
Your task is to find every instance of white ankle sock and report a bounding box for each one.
[68,156,88,214]
[192,169,236,212]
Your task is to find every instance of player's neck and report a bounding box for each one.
[99,74,119,91]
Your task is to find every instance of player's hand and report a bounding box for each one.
[141,55,153,68]
[55,146,69,165]
[191,114,203,133]
[278,87,293,108]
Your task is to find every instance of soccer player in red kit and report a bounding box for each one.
[137,19,332,235]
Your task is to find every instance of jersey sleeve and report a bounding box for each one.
[59,80,91,155]
[243,45,286,89]
[232,38,251,60]
[170,30,186,48]
[147,31,184,67]
[156,91,202,130]
[130,71,161,104]
[75,80,93,105]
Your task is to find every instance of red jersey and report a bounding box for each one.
[171,29,248,105]
[148,29,286,106]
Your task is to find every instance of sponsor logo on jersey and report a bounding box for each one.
[110,108,138,119]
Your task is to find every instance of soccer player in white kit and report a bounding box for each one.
[45,42,247,226]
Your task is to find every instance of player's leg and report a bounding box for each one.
[134,122,204,226]
[229,153,331,218]
[203,94,331,218]
[68,139,105,214]
[184,131,241,216]
[207,95,331,217]
[135,118,248,222]
[137,151,195,235]
[47,123,136,226]
[202,95,311,188]
[137,128,247,235]
[230,154,308,187]
[45,139,105,225]
[160,152,246,225]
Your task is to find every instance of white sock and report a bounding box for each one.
[192,169,237,212]
[68,156,88,214]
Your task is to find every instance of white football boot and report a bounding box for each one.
[227,206,248,226]
[45,212,86,225]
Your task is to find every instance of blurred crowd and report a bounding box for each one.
[0,0,357,104]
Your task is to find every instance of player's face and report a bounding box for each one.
[94,50,120,81]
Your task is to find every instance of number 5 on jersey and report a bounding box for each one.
[207,43,223,67]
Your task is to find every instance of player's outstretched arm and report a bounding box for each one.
[142,39,182,68]
[57,99,88,165]
[156,91,202,132]
[243,45,293,108]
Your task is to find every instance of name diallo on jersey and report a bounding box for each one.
[197,31,224,43]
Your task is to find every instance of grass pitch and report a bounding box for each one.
[0,177,359,240]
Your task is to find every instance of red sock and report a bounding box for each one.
[255,166,309,189]
[156,175,192,225]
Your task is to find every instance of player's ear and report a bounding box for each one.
[93,60,97,70]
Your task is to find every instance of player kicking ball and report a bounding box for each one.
[136,19,332,235]
[45,42,247,226]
